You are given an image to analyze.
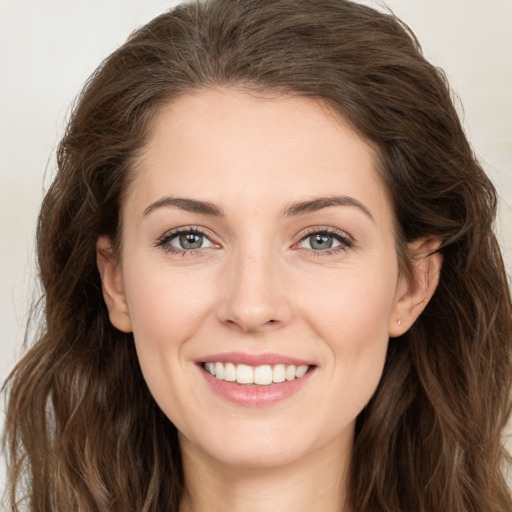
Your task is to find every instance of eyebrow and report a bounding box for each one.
[143,197,225,218]
[282,195,375,222]
[142,194,374,222]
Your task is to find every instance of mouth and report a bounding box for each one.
[202,361,313,386]
[197,352,317,406]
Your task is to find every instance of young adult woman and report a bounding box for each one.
[3,1,511,511]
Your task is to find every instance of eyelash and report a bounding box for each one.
[295,227,354,258]
[154,226,354,257]
[155,227,215,257]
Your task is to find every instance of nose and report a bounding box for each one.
[216,247,292,334]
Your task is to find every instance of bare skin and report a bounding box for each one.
[179,429,351,512]
[97,88,441,512]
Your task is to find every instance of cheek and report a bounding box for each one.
[122,268,220,436]
[298,264,398,399]
[125,264,213,344]
[121,264,215,402]
[299,261,398,340]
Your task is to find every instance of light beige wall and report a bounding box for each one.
[1,0,511,491]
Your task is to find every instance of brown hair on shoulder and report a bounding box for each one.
[3,1,511,510]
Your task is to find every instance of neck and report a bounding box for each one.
[179,434,352,512]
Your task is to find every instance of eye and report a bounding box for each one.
[296,228,353,253]
[156,227,216,254]
[170,231,213,250]
[300,232,340,251]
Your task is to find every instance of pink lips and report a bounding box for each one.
[200,352,313,367]
[197,352,316,407]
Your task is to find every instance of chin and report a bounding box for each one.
[178,415,353,471]
[201,436,310,469]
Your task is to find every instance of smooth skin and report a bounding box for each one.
[97,88,442,512]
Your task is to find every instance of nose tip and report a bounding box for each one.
[223,311,280,334]
[216,254,291,334]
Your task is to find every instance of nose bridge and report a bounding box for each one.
[218,241,290,332]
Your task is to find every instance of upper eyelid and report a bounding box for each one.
[295,225,354,242]
[159,225,214,240]
[155,225,354,248]
[155,226,218,249]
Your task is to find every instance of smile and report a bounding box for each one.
[203,362,310,385]
[198,354,316,407]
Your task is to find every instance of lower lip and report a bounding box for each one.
[200,366,315,407]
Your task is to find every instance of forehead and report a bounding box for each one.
[126,87,391,225]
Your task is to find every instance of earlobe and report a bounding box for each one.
[96,236,133,333]
[389,238,443,338]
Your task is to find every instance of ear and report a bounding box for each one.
[388,238,443,338]
[96,235,133,333]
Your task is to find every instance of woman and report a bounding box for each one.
[3,0,511,510]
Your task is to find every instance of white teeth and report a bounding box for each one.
[236,364,254,384]
[296,365,308,378]
[215,362,224,380]
[254,365,273,385]
[205,362,311,385]
[272,364,286,383]
[224,362,236,382]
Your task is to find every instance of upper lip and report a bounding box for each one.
[197,352,315,367]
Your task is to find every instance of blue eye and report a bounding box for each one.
[169,231,213,250]
[156,228,214,253]
[297,229,353,252]
[302,233,339,250]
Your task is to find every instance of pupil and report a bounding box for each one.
[180,232,202,249]
[311,233,333,250]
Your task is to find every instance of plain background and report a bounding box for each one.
[1,0,511,492]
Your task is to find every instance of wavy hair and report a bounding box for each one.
[3,0,512,510]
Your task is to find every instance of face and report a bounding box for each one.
[99,88,419,470]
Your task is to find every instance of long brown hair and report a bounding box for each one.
[3,0,511,510]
